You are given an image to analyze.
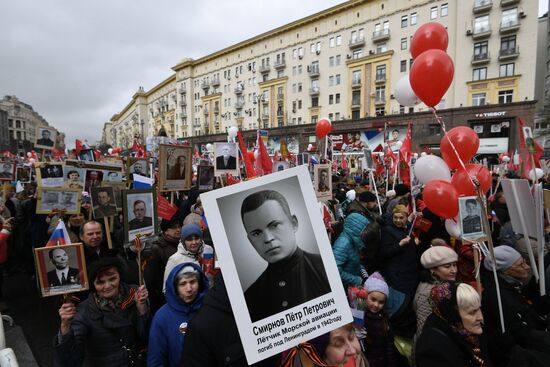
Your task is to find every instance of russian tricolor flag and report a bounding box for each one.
[45,220,72,247]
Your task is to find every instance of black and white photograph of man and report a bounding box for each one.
[91,186,117,218]
[41,191,60,211]
[123,190,156,243]
[35,127,57,149]
[214,142,238,176]
[16,165,31,183]
[127,158,148,179]
[0,163,15,180]
[105,171,122,182]
[37,188,81,214]
[46,247,81,288]
[197,165,215,191]
[459,196,485,239]
[159,145,192,191]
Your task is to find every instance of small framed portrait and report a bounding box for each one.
[34,244,88,297]
[0,162,16,181]
[63,166,85,191]
[296,153,309,166]
[458,196,486,240]
[102,181,126,210]
[35,127,57,150]
[127,158,149,178]
[36,187,81,214]
[16,165,31,183]
[159,144,192,192]
[363,148,375,171]
[122,189,157,243]
[200,166,351,363]
[272,161,289,172]
[104,170,123,183]
[91,186,118,219]
[314,163,332,199]
[197,165,215,192]
[78,149,95,162]
[214,142,239,177]
[84,169,103,193]
[35,162,64,187]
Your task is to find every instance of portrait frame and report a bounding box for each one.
[200,165,351,364]
[0,162,16,181]
[35,162,65,187]
[213,142,239,177]
[197,165,215,192]
[458,196,487,240]
[16,165,31,183]
[158,144,192,192]
[36,187,81,214]
[126,157,149,178]
[63,166,86,191]
[363,148,375,171]
[296,153,309,166]
[102,181,127,211]
[122,188,157,244]
[34,127,58,150]
[90,186,117,219]
[272,161,289,173]
[78,149,95,162]
[314,163,332,199]
[34,243,89,298]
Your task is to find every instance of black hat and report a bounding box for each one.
[394,183,410,197]
[160,216,182,232]
[358,191,377,203]
[87,257,123,285]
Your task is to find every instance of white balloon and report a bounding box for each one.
[107,148,113,154]
[445,219,461,238]
[501,156,510,163]
[413,155,451,184]
[307,143,313,151]
[395,75,420,107]
[413,153,419,158]
[228,126,238,139]
[420,152,427,157]
[205,143,213,152]
[528,168,544,181]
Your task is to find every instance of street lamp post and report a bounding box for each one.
[253,93,265,130]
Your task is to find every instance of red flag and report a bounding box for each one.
[323,206,334,234]
[226,173,240,185]
[340,151,347,169]
[518,118,544,179]
[375,154,385,177]
[237,131,256,178]
[75,139,83,155]
[156,194,178,220]
[399,122,412,185]
[257,134,273,174]
[385,149,397,176]
[273,151,279,162]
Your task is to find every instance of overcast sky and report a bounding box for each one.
[0,0,548,149]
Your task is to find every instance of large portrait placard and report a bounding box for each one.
[122,189,157,243]
[35,127,57,150]
[36,187,81,214]
[214,142,239,177]
[458,196,487,240]
[159,144,192,191]
[314,163,332,200]
[201,166,351,364]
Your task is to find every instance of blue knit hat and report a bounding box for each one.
[180,223,202,241]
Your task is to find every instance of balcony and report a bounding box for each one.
[308,65,320,78]
[351,100,361,109]
[181,110,187,117]
[375,73,387,83]
[471,26,491,40]
[374,96,386,105]
[499,46,519,60]
[274,59,286,69]
[500,0,519,6]
[259,64,270,74]
[352,79,362,88]
[201,81,209,91]
[181,99,187,107]
[348,36,365,49]
[277,93,284,101]
[372,29,390,43]
[234,101,244,109]
[473,0,492,14]
[500,19,520,34]
[234,86,244,95]
[213,106,220,114]
[309,87,320,96]
[203,107,209,115]
[210,77,220,88]
[471,52,491,65]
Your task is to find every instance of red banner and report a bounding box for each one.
[157,194,178,220]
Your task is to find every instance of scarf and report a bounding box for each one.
[94,286,137,314]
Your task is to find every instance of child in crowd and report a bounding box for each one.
[363,272,400,367]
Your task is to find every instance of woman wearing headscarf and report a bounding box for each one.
[54,257,150,367]
[415,282,491,367]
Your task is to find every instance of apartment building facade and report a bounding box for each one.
[108,0,538,157]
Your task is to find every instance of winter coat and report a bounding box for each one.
[415,314,491,367]
[380,223,419,297]
[148,262,208,367]
[363,310,399,367]
[53,283,149,367]
[332,212,369,287]
[152,234,180,271]
[180,273,279,367]
[163,241,214,292]
[413,280,436,339]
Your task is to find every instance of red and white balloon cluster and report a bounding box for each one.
[395,22,454,109]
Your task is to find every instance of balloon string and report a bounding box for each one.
[431,108,479,191]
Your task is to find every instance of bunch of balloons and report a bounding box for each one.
[395,22,454,109]
[315,117,332,139]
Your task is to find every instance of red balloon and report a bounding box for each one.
[411,22,449,59]
[316,118,332,139]
[440,127,480,170]
[409,49,454,108]
[423,180,459,219]
[451,164,492,196]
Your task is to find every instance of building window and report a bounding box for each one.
[329,56,334,67]
[473,67,487,81]
[292,66,297,76]
[312,97,319,107]
[352,110,361,120]
[376,43,387,53]
[335,112,341,120]
[401,15,408,28]
[474,41,488,59]
[501,35,516,53]
[375,107,385,116]
[310,43,316,53]
[316,42,321,52]
[429,124,442,135]
[352,49,363,59]
[375,86,386,102]
[298,100,302,109]
[329,37,335,47]
[376,65,386,80]
[501,8,518,28]
[474,15,489,33]
[293,49,297,59]
[352,90,361,106]
[335,55,341,65]
[328,113,334,120]
[15,120,21,128]
[336,35,342,46]
[411,12,417,25]
[298,83,303,92]
[298,65,302,74]
[472,93,486,106]
[329,76,334,86]
[430,6,438,19]
[498,90,513,104]
[400,60,407,72]
[440,3,448,17]
[401,38,407,50]
[409,58,414,68]
[399,105,405,114]
[352,70,361,85]
[499,63,514,77]
[329,95,334,104]
[335,74,341,85]
[298,47,304,57]
[335,93,341,103]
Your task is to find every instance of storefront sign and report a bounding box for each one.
[477,137,509,154]
[474,111,507,118]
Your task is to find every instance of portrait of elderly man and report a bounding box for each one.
[461,198,482,236]
[46,248,81,287]
[37,129,55,147]
[241,189,331,322]
[128,199,153,230]
[92,188,117,218]
[0,164,13,179]
[215,145,237,170]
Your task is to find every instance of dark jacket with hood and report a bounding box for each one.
[148,262,208,367]
[180,273,280,367]
[152,233,180,272]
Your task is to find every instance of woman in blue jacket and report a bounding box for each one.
[147,262,209,367]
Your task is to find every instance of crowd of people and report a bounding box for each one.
[0,155,549,367]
